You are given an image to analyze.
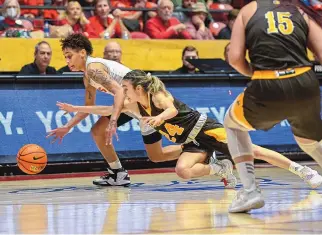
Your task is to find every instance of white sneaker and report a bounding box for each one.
[298,166,322,189]
[210,157,237,189]
[229,186,265,213]
[93,168,131,187]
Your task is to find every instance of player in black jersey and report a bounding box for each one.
[56,70,321,189]
[224,0,322,212]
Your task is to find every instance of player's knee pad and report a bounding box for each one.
[224,109,253,159]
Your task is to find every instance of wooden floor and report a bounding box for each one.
[1,165,322,234]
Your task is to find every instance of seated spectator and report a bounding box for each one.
[43,0,67,24]
[111,0,156,32]
[56,1,96,38]
[20,0,43,20]
[172,46,199,74]
[103,41,123,63]
[217,9,238,39]
[89,0,131,38]
[19,41,57,75]
[185,2,214,40]
[173,0,196,24]
[0,0,33,36]
[145,0,192,39]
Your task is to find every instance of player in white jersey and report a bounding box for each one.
[45,34,136,186]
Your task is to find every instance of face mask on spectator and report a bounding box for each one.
[6,8,17,18]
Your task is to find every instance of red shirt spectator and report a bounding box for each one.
[57,18,96,37]
[145,0,191,39]
[111,0,156,31]
[43,0,67,23]
[56,1,97,38]
[0,0,33,35]
[88,0,126,38]
[20,0,43,18]
[89,15,122,38]
[145,15,191,39]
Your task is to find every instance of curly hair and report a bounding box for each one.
[60,33,93,55]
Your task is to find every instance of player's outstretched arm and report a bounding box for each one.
[57,98,138,117]
[141,92,178,127]
[65,85,97,129]
[46,85,96,144]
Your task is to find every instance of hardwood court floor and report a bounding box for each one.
[1,165,322,234]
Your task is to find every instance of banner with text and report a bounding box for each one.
[1,86,321,159]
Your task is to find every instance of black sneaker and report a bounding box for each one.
[93,167,131,186]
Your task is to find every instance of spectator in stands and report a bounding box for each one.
[56,0,96,38]
[0,0,33,35]
[217,9,239,39]
[103,41,123,63]
[111,0,156,32]
[172,46,199,73]
[19,41,57,75]
[43,0,67,24]
[185,2,214,40]
[20,0,43,20]
[224,42,230,62]
[145,0,192,39]
[89,0,131,38]
[172,0,196,23]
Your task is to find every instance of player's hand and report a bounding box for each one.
[46,126,70,144]
[56,101,76,113]
[141,116,164,128]
[105,119,119,145]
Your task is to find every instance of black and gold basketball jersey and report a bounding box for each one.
[137,94,200,144]
[246,0,312,70]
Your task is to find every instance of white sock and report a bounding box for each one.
[209,162,223,175]
[289,162,304,176]
[109,160,122,169]
[235,161,256,191]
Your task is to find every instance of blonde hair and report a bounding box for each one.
[2,0,21,18]
[124,70,169,95]
[64,1,89,26]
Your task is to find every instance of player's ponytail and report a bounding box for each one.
[146,73,169,95]
[280,0,322,28]
[124,70,169,95]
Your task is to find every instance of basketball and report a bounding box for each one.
[17,144,47,175]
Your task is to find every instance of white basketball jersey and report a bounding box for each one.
[85,56,131,95]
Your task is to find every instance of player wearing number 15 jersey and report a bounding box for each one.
[224,0,322,213]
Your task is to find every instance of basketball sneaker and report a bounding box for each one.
[93,167,131,187]
[209,156,237,189]
[297,166,322,189]
[229,186,265,213]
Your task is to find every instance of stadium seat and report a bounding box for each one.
[209,21,227,37]
[209,3,233,23]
